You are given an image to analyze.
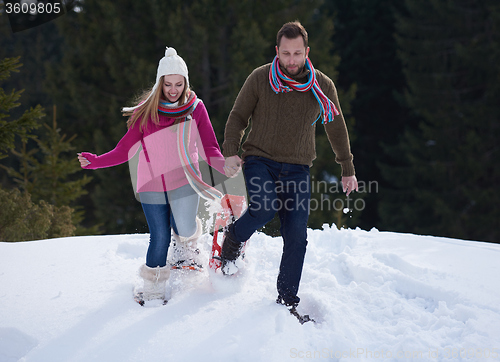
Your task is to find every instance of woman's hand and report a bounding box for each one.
[77,153,91,168]
[224,155,243,178]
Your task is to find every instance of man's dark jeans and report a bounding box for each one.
[232,156,310,306]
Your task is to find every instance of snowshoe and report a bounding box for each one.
[276,296,316,325]
[134,291,168,307]
[209,194,247,273]
[289,306,316,325]
[169,218,204,271]
[170,259,203,272]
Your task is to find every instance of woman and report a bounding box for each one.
[78,47,225,303]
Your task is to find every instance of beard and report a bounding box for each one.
[279,58,306,76]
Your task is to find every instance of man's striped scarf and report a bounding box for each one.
[269,56,339,125]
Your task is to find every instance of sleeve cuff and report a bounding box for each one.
[222,143,240,158]
[208,156,226,175]
[339,160,355,177]
[80,152,100,170]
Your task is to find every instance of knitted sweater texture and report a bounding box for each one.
[222,63,355,176]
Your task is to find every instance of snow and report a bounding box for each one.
[1,226,500,362]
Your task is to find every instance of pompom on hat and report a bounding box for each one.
[122,47,189,112]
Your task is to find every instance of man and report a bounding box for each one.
[221,21,358,309]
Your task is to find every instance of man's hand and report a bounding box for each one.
[342,175,358,196]
[224,155,243,178]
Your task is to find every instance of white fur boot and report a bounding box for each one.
[139,264,171,301]
[169,217,203,270]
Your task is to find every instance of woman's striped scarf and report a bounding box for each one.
[158,91,198,119]
[269,56,339,125]
[176,116,223,203]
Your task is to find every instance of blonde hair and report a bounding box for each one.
[124,76,190,132]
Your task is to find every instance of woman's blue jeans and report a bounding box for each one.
[140,184,200,268]
[232,156,311,306]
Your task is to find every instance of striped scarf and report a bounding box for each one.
[173,96,247,244]
[176,116,223,203]
[158,91,198,119]
[269,56,339,125]
[154,91,222,203]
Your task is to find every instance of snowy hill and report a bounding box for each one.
[1,226,500,362]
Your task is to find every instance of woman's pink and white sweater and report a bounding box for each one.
[80,101,225,193]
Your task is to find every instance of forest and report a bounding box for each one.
[1,0,498,243]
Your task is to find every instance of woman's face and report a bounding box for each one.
[162,74,185,103]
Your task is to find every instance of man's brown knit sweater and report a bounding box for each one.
[222,63,355,177]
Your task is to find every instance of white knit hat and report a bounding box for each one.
[123,47,189,112]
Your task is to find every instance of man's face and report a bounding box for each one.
[276,36,310,76]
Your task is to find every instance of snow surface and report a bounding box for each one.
[1,226,500,362]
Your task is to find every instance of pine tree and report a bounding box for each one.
[0,188,76,241]
[1,105,95,235]
[0,49,77,241]
[29,106,91,207]
[44,0,159,234]
[379,0,500,242]
[320,0,408,231]
[0,56,44,159]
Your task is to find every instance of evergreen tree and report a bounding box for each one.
[1,105,95,234]
[45,0,160,234]
[0,40,77,241]
[321,0,408,230]
[379,0,500,242]
[0,11,63,117]
[0,8,66,192]
[0,56,44,159]
[34,107,92,205]
[0,188,75,241]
